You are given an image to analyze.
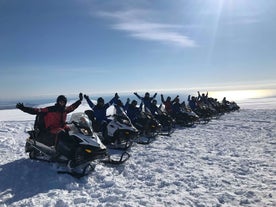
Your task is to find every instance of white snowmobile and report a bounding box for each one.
[25,112,129,178]
[85,106,139,150]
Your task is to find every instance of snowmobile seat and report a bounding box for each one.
[31,113,56,146]
[34,112,47,132]
[85,110,101,132]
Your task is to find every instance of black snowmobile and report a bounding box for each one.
[222,101,240,112]
[151,105,175,135]
[25,112,129,178]
[132,108,162,144]
[172,107,199,127]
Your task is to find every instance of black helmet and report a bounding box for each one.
[117,100,123,107]
[97,97,104,104]
[131,100,137,106]
[56,95,67,104]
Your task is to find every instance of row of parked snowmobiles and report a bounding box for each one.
[24,101,239,178]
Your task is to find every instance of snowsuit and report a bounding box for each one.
[188,95,197,111]
[125,102,142,123]
[172,102,182,115]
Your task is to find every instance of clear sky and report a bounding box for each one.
[1,0,276,101]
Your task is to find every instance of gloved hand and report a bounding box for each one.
[84,94,89,100]
[16,103,25,110]
[79,93,83,101]
[127,98,130,103]
[134,92,138,95]
[115,93,119,99]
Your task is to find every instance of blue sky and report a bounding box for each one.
[1,0,276,101]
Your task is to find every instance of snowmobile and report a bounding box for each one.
[223,101,240,112]
[172,108,199,127]
[193,103,213,124]
[152,106,175,135]
[25,112,129,178]
[85,108,139,150]
[132,109,162,144]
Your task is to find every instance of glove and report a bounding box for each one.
[134,92,138,95]
[84,94,89,100]
[115,93,119,99]
[16,103,25,110]
[127,98,130,103]
[79,93,83,101]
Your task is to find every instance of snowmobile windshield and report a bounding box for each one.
[78,116,93,136]
[117,115,131,126]
[69,113,93,136]
[112,107,132,126]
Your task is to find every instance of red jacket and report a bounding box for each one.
[21,100,81,134]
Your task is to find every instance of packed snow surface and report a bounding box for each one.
[0,98,275,207]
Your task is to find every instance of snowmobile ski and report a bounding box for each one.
[134,136,155,145]
[101,151,130,165]
[105,139,133,151]
[57,162,96,178]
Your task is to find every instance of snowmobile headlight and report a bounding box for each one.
[120,119,130,125]
[80,128,91,136]
[85,149,92,153]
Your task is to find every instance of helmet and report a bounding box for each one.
[131,100,137,106]
[97,97,104,104]
[56,95,67,104]
[117,100,123,107]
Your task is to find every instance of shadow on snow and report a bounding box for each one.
[0,158,78,205]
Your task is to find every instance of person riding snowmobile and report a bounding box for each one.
[84,93,119,132]
[125,99,142,123]
[134,92,157,110]
[161,94,179,114]
[16,93,83,147]
[188,95,198,111]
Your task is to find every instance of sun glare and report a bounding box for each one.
[209,89,275,102]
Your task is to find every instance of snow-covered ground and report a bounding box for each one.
[0,98,275,207]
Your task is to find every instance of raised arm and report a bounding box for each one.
[197,91,201,98]
[134,92,142,100]
[65,93,83,113]
[105,93,119,109]
[16,103,44,115]
[172,95,179,104]
[84,94,95,109]
[161,94,165,104]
